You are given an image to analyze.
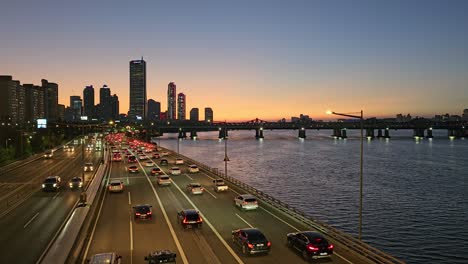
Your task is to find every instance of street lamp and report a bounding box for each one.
[327,110,364,240]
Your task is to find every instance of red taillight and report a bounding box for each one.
[183,218,188,224]
[267,241,271,247]
[328,244,334,249]
[307,245,319,251]
[147,212,152,215]
[198,217,203,222]
[135,213,141,216]
[247,243,254,249]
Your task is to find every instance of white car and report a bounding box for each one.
[157,175,171,186]
[161,151,169,157]
[138,155,148,160]
[145,161,155,167]
[186,183,204,195]
[175,158,184,165]
[188,164,199,173]
[234,194,259,210]
[108,180,124,193]
[169,167,181,175]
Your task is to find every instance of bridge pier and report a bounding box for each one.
[377,129,383,138]
[366,128,375,139]
[340,128,347,139]
[332,128,341,138]
[190,130,198,140]
[298,128,306,139]
[413,128,425,139]
[178,130,186,139]
[255,127,264,139]
[384,128,391,138]
[218,128,228,139]
[426,128,433,139]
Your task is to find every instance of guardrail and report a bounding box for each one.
[165,148,404,264]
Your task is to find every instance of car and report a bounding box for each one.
[188,164,199,173]
[169,167,181,175]
[151,167,162,176]
[157,175,171,186]
[112,153,122,161]
[232,228,271,255]
[152,153,160,159]
[177,209,203,229]
[286,231,334,260]
[88,252,122,264]
[161,151,169,156]
[108,180,124,192]
[145,161,155,167]
[42,176,61,191]
[44,150,53,158]
[127,155,137,163]
[127,165,139,173]
[133,204,153,220]
[139,155,148,160]
[65,145,75,152]
[144,250,176,263]
[186,183,204,195]
[85,145,93,151]
[69,177,83,189]
[160,159,168,166]
[84,162,94,172]
[175,158,184,165]
[234,194,259,210]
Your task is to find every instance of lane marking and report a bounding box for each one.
[130,220,134,250]
[184,174,193,180]
[204,188,217,199]
[52,191,60,199]
[136,156,189,264]
[128,191,131,205]
[170,176,244,264]
[23,212,40,228]
[235,213,254,228]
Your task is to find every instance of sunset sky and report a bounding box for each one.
[1,0,467,121]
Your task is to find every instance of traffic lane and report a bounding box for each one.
[0,184,80,263]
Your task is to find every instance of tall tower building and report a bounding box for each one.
[41,79,58,122]
[167,82,176,120]
[110,94,119,120]
[70,95,82,120]
[147,99,161,121]
[100,85,112,121]
[177,93,186,120]
[15,81,26,124]
[190,108,199,122]
[24,84,44,122]
[205,107,213,122]
[83,85,95,118]
[129,58,147,120]
[0,76,19,123]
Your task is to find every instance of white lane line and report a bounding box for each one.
[128,191,131,205]
[23,212,40,228]
[130,220,133,250]
[52,191,60,199]
[170,177,244,264]
[201,172,215,180]
[204,188,217,199]
[260,207,301,232]
[184,174,193,180]
[235,213,254,228]
[136,158,189,264]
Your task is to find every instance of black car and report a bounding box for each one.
[133,205,153,220]
[231,228,271,255]
[144,250,176,263]
[69,177,83,189]
[160,159,168,166]
[42,176,61,192]
[287,231,334,260]
[177,209,203,229]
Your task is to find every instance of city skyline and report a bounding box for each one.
[1,1,467,121]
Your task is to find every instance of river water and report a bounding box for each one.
[156,129,468,264]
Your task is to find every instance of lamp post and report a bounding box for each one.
[223,122,229,177]
[327,110,364,240]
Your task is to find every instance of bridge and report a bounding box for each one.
[0,134,405,264]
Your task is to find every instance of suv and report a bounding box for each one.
[144,250,176,263]
[42,176,61,192]
[133,204,153,220]
[177,209,203,229]
[88,252,122,264]
[84,162,94,172]
[286,231,334,260]
[234,194,259,210]
[232,228,271,255]
[157,175,171,186]
[108,180,124,193]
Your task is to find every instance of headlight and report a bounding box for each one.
[53,183,57,187]
[90,166,93,170]
[69,183,73,187]
[79,183,83,187]
[42,184,45,188]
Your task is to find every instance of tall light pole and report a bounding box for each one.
[177,128,180,156]
[223,122,229,177]
[327,110,364,240]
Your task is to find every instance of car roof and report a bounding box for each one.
[171,167,180,169]
[46,176,59,179]
[134,204,151,208]
[109,179,122,183]
[189,183,201,186]
[190,164,198,167]
[241,228,263,235]
[240,194,255,199]
[182,209,199,215]
[301,231,327,240]
[72,177,81,180]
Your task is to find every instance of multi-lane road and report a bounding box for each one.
[84,146,371,264]
[0,142,102,264]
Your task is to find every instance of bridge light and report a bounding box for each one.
[429,127,433,130]
[260,127,263,131]
[326,110,333,115]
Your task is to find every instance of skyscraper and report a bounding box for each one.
[24,84,44,122]
[167,82,176,120]
[110,94,119,120]
[15,81,26,124]
[41,79,58,122]
[70,96,82,120]
[147,99,161,121]
[177,93,186,120]
[0,76,19,123]
[205,107,213,122]
[129,58,147,120]
[100,85,112,121]
[190,108,199,122]
[83,85,95,118]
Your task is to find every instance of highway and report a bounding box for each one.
[0,142,102,264]
[84,145,373,264]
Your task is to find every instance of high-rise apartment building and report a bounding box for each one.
[129,59,147,120]
[83,85,95,118]
[167,82,176,120]
[0,76,19,123]
[57,104,65,121]
[100,85,112,121]
[24,84,44,122]
[205,107,213,122]
[110,94,119,120]
[15,81,26,124]
[177,93,186,120]
[147,99,161,121]
[41,79,58,122]
[190,108,199,122]
[70,96,82,120]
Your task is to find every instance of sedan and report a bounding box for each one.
[170,167,181,175]
[152,153,160,159]
[175,158,184,165]
[234,194,259,210]
[177,209,202,229]
[151,167,162,176]
[186,183,204,195]
[287,231,334,260]
[138,155,148,160]
[232,228,271,255]
[108,180,124,193]
[69,177,83,189]
[127,165,139,173]
[188,164,199,173]
[133,204,153,220]
[160,159,168,166]
[145,161,155,167]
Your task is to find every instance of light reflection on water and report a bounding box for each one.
[157,129,468,264]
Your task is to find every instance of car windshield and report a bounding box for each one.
[190,165,197,168]
[160,176,169,180]
[304,233,329,245]
[72,178,81,182]
[86,163,93,166]
[135,206,150,213]
[44,178,57,183]
[110,182,121,186]
[245,198,257,203]
[246,231,266,242]
[185,212,200,221]
[191,184,201,188]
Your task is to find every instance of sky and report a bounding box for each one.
[1,0,467,121]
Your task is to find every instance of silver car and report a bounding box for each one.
[186,183,204,195]
[234,194,259,210]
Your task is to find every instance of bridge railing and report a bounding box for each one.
[169,149,404,264]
